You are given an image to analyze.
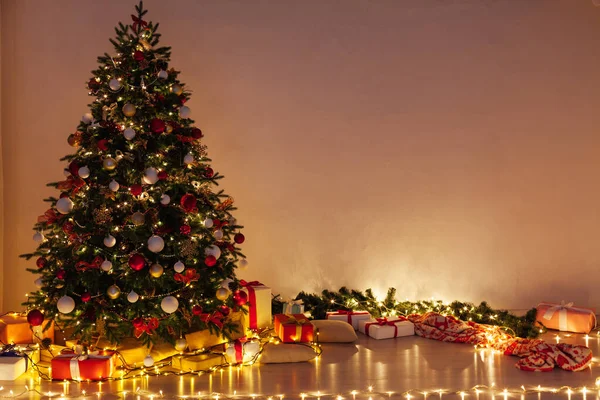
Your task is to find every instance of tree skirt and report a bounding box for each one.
[408,312,592,372]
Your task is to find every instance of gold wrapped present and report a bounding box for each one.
[185,311,245,351]
[172,353,225,372]
[40,344,68,363]
[0,314,54,344]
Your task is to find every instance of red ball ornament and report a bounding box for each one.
[191,128,203,139]
[180,225,191,235]
[81,292,91,303]
[205,255,217,267]
[204,168,214,178]
[157,171,168,180]
[130,184,143,196]
[36,257,47,269]
[129,254,146,271]
[27,309,44,326]
[88,78,100,93]
[97,139,109,151]
[150,118,166,134]
[134,50,145,62]
[56,269,66,280]
[232,290,248,306]
[218,305,230,316]
[234,233,245,244]
[68,161,79,176]
[180,194,197,213]
[192,305,203,315]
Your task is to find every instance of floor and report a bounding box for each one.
[1,331,599,400]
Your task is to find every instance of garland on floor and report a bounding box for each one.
[273,287,542,339]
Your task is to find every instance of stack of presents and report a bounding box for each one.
[1,285,597,381]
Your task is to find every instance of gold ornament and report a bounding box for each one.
[216,287,230,301]
[67,134,81,147]
[131,212,145,226]
[103,157,117,170]
[93,208,113,224]
[170,84,183,96]
[107,285,121,299]
[149,263,164,278]
[165,124,173,134]
[122,103,136,117]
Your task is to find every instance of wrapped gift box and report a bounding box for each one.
[0,314,54,344]
[91,337,148,367]
[536,302,597,334]
[224,340,261,365]
[282,300,304,315]
[0,354,27,380]
[240,281,272,330]
[51,350,116,381]
[326,310,371,330]
[358,318,415,340]
[172,353,226,371]
[186,311,245,351]
[41,344,68,363]
[274,314,314,343]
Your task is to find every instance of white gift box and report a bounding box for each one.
[241,282,272,330]
[0,355,27,380]
[224,341,261,365]
[358,318,415,340]
[326,311,371,330]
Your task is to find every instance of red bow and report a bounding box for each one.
[57,176,86,194]
[75,256,104,271]
[174,269,200,285]
[239,280,262,288]
[199,311,224,329]
[176,134,195,143]
[38,208,59,224]
[131,15,148,31]
[133,317,159,338]
[336,310,352,315]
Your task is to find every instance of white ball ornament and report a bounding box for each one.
[161,296,179,314]
[238,259,249,270]
[34,278,43,289]
[143,167,159,184]
[174,338,187,352]
[203,218,214,228]
[78,166,90,179]
[109,180,120,191]
[127,291,139,303]
[179,106,191,118]
[157,70,168,79]
[143,355,155,367]
[160,194,171,205]
[57,295,76,314]
[104,234,117,248]
[205,245,221,260]
[123,128,136,141]
[174,261,185,273]
[214,229,224,240]
[81,113,93,124]
[183,153,194,165]
[109,78,122,91]
[101,260,112,272]
[220,278,233,289]
[56,197,74,214]
[147,235,165,253]
[33,232,44,243]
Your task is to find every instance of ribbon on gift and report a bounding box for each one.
[364,317,408,337]
[233,338,247,364]
[280,314,311,341]
[54,350,113,381]
[540,301,596,332]
[75,256,104,272]
[329,310,370,325]
[239,280,264,330]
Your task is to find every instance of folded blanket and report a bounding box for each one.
[408,312,592,372]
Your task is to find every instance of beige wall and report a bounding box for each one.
[2,0,600,311]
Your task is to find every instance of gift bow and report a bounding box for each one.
[133,317,159,338]
[199,311,224,329]
[75,256,104,272]
[174,269,200,285]
[287,299,304,305]
[364,317,407,337]
[239,280,263,288]
[131,15,148,31]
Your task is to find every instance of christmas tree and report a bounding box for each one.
[21,2,249,349]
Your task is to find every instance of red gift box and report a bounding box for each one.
[274,314,314,343]
[51,350,116,381]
